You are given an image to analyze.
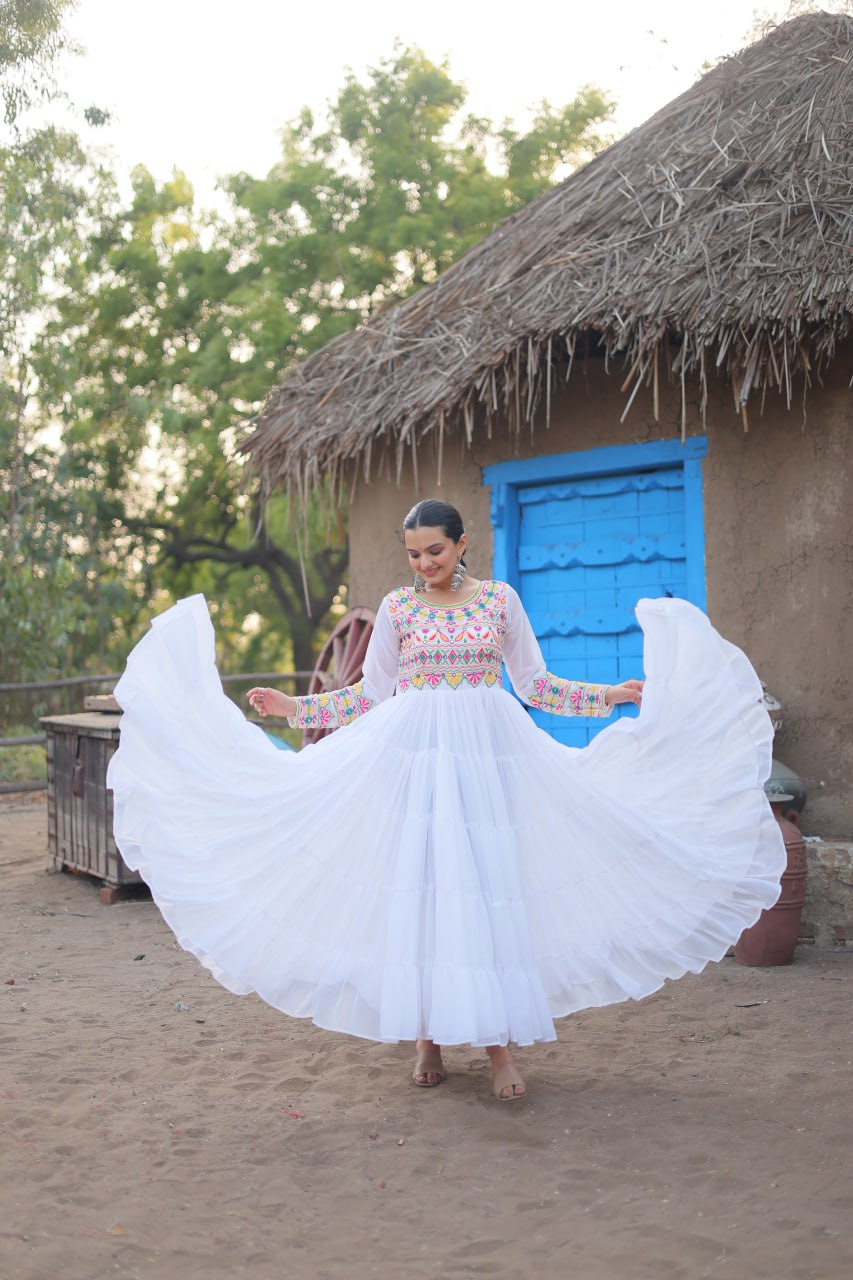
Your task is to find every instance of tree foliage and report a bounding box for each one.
[0,0,122,691]
[6,40,614,690]
[0,0,77,125]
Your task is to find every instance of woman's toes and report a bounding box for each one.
[491,1061,527,1101]
[412,1047,447,1088]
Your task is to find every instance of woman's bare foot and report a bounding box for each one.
[487,1045,526,1101]
[412,1039,446,1088]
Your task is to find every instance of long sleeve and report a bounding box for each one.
[288,599,400,731]
[502,583,611,718]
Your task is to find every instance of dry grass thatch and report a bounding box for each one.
[241,12,853,500]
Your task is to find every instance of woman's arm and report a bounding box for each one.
[248,599,400,730]
[501,584,642,717]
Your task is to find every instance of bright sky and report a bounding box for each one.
[59,0,792,208]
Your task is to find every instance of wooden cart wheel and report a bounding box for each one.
[302,606,376,746]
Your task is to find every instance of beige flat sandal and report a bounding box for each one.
[491,1061,527,1102]
[412,1050,447,1088]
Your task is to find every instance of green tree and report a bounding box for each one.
[0,0,126,697]
[40,47,613,674]
[0,0,77,125]
[0,130,127,685]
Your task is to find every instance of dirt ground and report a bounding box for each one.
[1,793,851,1280]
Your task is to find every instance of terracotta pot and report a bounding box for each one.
[734,800,807,967]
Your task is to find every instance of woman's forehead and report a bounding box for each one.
[404,525,449,547]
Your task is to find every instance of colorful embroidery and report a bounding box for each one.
[389,582,507,695]
[289,580,612,728]
[386,579,507,632]
[529,676,610,718]
[290,680,374,730]
[399,667,501,693]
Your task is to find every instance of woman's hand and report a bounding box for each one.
[247,687,297,719]
[605,679,644,710]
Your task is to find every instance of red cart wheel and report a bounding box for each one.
[302,606,376,746]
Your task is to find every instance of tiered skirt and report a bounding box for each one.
[107,595,785,1046]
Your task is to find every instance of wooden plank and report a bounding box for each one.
[105,780,118,885]
[0,673,119,693]
[83,695,121,713]
[45,732,57,865]
[56,732,71,864]
[518,470,684,504]
[87,739,101,879]
[683,457,708,612]
[70,732,82,871]
[484,436,708,489]
[526,608,642,638]
[94,741,106,881]
[519,533,686,570]
[40,713,123,737]
[3,670,308,695]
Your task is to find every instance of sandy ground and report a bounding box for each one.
[1,794,851,1280]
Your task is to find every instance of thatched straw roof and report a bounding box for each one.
[242,12,853,499]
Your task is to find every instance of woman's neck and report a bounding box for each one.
[412,576,481,606]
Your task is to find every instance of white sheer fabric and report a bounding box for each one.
[503,581,551,701]
[363,599,400,700]
[108,587,785,1047]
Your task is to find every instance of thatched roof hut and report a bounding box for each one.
[241,11,853,500]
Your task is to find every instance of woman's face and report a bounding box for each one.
[404,524,467,591]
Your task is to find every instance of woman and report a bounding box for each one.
[108,498,785,1102]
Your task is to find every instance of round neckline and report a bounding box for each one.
[405,580,488,610]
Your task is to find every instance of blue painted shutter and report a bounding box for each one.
[518,466,688,747]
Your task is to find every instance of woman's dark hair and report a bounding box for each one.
[403,499,467,564]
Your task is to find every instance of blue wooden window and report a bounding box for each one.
[484,438,707,748]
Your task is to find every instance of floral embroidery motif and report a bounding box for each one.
[388,582,506,694]
[290,680,373,730]
[388,580,507,631]
[529,675,610,718]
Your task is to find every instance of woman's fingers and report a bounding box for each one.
[247,687,269,715]
[612,680,643,706]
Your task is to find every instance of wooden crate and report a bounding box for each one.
[41,712,143,903]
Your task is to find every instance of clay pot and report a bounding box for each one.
[768,758,807,815]
[734,799,807,966]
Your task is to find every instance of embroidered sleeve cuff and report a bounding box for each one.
[528,675,612,718]
[287,680,375,730]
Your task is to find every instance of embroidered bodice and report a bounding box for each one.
[289,580,611,732]
[392,580,505,693]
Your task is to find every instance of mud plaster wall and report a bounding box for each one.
[347,344,852,837]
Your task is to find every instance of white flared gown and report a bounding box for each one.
[107,583,785,1047]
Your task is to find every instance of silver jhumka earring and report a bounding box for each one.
[413,572,427,592]
[450,559,466,591]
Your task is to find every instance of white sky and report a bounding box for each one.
[55,0,797,209]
